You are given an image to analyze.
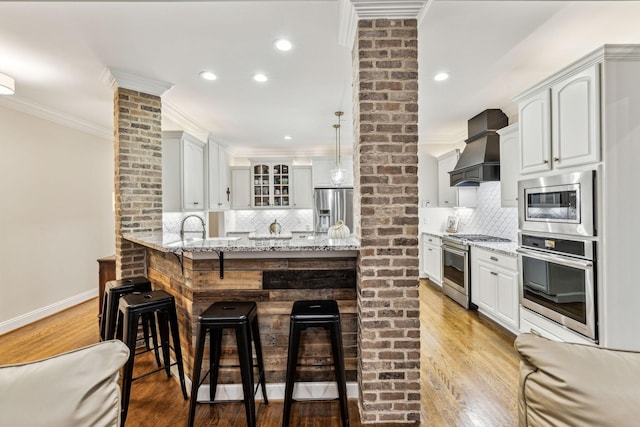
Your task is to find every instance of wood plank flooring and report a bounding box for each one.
[0,279,519,426]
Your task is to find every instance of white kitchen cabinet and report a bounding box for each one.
[498,123,520,207]
[162,131,206,212]
[422,234,442,285]
[230,167,251,209]
[251,161,292,208]
[292,166,313,208]
[517,64,600,175]
[207,139,229,211]
[312,156,354,188]
[471,247,519,334]
[437,150,477,208]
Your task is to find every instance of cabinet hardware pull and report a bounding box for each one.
[194,202,199,205]
[428,248,432,251]
[226,187,230,202]
[554,157,560,162]
[543,159,549,164]
[490,271,498,276]
[490,256,498,261]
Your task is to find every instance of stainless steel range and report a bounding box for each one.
[441,234,511,309]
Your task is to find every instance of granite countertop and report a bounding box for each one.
[123,232,360,253]
[422,231,518,257]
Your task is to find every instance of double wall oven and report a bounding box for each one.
[517,170,598,342]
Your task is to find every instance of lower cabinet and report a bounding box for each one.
[471,247,519,334]
[422,234,442,285]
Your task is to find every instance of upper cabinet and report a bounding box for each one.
[162,131,206,212]
[517,64,600,175]
[230,167,251,209]
[437,150,477,208]
[251,161,291,208]
[312,156,354,188]
[207,139,229,211]
[498,123,520,207]
[292,166,313,208]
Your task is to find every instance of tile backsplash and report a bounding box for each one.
[455,182,518,240]
[163,212,207,234]
[225,209,313,233]
[421,182,518,241]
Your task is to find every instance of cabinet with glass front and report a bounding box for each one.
[251,162,291,208]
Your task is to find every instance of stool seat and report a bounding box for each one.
[283,299,349,427]
[188,301,268,427]
[118,290,187,425]
[100,277,151,341]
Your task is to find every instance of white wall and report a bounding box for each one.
[0,105,114,333]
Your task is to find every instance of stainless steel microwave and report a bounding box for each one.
[518,170,596,237]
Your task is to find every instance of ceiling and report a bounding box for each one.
[1,1,640,157]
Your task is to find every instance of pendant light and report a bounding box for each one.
[330,111,346,186]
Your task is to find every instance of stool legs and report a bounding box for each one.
[187,323,207,427]
[282,322,301,427]
[236,324,256,427]
[120,309,139,425]
[209,329,223,402]
[330,321,349,427]
[167,304,188,399]
[251,315,269,405]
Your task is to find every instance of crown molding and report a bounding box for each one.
[162,102,209,141]
[0,95,112,140]
[338,0,430,48]
[105,67,174,96]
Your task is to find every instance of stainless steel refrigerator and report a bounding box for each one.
[313,187,354,233]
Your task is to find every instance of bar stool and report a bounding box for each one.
[118,290,188,425]
[282,299,349,427]
[100,277,161,367]
[187,301,268,427]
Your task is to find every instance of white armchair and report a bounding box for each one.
[0,340,129,427]
[515,333,640,427]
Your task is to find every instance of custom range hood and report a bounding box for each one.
[449,109,508,187]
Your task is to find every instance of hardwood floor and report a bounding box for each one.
[0,279,519,426]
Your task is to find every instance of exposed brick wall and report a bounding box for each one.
[353,19,421,424]
[113,88,163,278]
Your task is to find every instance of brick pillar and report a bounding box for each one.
[354,19,420,424]
[114,88,163,278]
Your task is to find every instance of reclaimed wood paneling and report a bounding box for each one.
[146,248,358,385]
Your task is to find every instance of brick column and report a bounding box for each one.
[114,88,163,278]
[354,19,420,424]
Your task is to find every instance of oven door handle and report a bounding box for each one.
[442,245,467,258]
[516,247,593,269]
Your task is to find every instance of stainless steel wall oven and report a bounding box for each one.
[518,233,597,342]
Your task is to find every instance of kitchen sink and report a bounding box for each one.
[165,236,241,247]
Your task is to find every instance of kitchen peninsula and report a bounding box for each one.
[123,232,360,389]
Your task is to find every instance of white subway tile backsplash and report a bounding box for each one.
[454,182,518,240]
[225,209,313,234]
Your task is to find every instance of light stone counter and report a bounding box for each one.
[123,232,359,259]
[422,231,517,257]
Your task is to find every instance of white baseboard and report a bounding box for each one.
[168,364,358,401]
[0,288,98,335]
[195,382,359,402]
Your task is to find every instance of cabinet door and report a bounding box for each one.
[423,243,442,285]
[292,166,313,208]
[231,168,251,209]
[499,124,520,207]
[182,137,205,210]
[475,261,497,312]
[252,164,271,207]
[551,64,600,169]
[217,147,230,210]
[207,142,221,210]
[272,163,290,207]
[438,151,459,207]
[496,268,519,329]
[519,90,552,174]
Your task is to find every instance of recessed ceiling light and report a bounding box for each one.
[274,39,293,51]
[199,71,217,81]
[434,72,449,82]
[253,73,268,83]
[0,72,15,95]
[284,135,292,140]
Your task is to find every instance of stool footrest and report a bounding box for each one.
[131,361,180,382]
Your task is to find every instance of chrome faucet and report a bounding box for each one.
[180,215,206,240]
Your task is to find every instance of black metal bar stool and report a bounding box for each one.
[187,301,268,427]
[100,277,161,367]
[118,290,188,425]
[282,299,349,427]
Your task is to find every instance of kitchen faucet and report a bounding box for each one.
[180,215,206,240]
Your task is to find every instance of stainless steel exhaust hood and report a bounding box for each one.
[449,109,508,187]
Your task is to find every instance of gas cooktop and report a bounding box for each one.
[444,234,511,243]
